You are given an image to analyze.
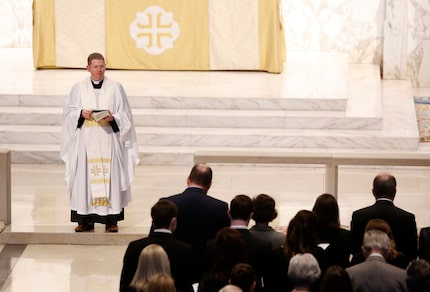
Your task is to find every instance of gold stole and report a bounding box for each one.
[81,79,113,207]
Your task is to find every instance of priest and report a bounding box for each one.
[61,52,140,232]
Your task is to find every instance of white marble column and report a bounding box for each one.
[383,0,408,80]
[408,0,430,87]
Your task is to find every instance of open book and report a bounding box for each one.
[92,110,110,122]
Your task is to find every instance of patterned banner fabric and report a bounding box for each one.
[106,0,210,70]
[32,0,285,72]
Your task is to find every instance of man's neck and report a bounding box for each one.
[230,219,249,228]
[376,197,394,202]
[254,222,270,227]
[187,184,207,193]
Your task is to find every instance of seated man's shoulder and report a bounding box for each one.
[170,236,193,250]
[352,204,374,215]
[394,205,416,218]
[206,195,228,206]
[337,227,351,237]
[162,193,181,201]
[247,232,272,251]
[128,236,150,248]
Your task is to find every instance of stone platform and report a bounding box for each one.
[0,48,421,165]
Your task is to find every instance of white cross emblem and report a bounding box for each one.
[130,6,180,55]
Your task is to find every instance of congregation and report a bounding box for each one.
[119,164,430,292]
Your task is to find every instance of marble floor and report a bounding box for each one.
[1,48,430,291]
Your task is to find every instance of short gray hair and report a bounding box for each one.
[288,253,321,288]
[362,230,390,250]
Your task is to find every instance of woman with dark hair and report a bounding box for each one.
[265,210,329,292]
[406,259,430,292]
[312,193,352,268]
[219,263,256,292]
[318,265,352,292]
[198,227,248,292]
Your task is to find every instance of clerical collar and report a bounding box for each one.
[91,79,104,89]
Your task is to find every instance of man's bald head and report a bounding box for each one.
[372,173,396,199]
[187,164,212,192]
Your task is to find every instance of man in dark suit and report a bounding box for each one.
[163,164,230,248]
[346,230,407,291]
[350,172,418,262]
[119,200,196,292]
[205,194,272,291]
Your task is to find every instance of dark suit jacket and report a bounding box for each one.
[350,199,418,261]
[204,228,272,291]
[164,187,230,248]
[318,226,352,268]
[346,255,407,292]
[235,228,272,287]
[119,232,196,292]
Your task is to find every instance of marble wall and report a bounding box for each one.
[283,0,385,65]
[1,0,430,87]
[0,0,32,48]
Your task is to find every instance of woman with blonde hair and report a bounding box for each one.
[143,273,176,292]
[129,244,172,292]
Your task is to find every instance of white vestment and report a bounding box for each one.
[60,76,140,219]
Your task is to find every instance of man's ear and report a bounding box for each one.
[248,212,254,222]
[170,217,177,231]
[372,189,377,199]
[206,182,212,192]
[186,177,191,186]
[362,246,370,258]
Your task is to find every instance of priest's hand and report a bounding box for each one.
[105,112,114,122]
[82,109,92,119]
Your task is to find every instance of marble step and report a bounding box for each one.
[0,94,348,112]
[0,52,419,164]
[0,51,353,111]
[0,63,383,131]
[0,123,400,147]
[2,127,420,165]
[0,224,147,245]
[0,56,370,111]
[0,76,418,165]
[0,107,382,129]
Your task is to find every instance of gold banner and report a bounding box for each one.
[33,0,284,72]
[32,0,56,68]
[208,0,259,70]
[55,0,105,68]
[105,0,210,70]
[259,0,286,72]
